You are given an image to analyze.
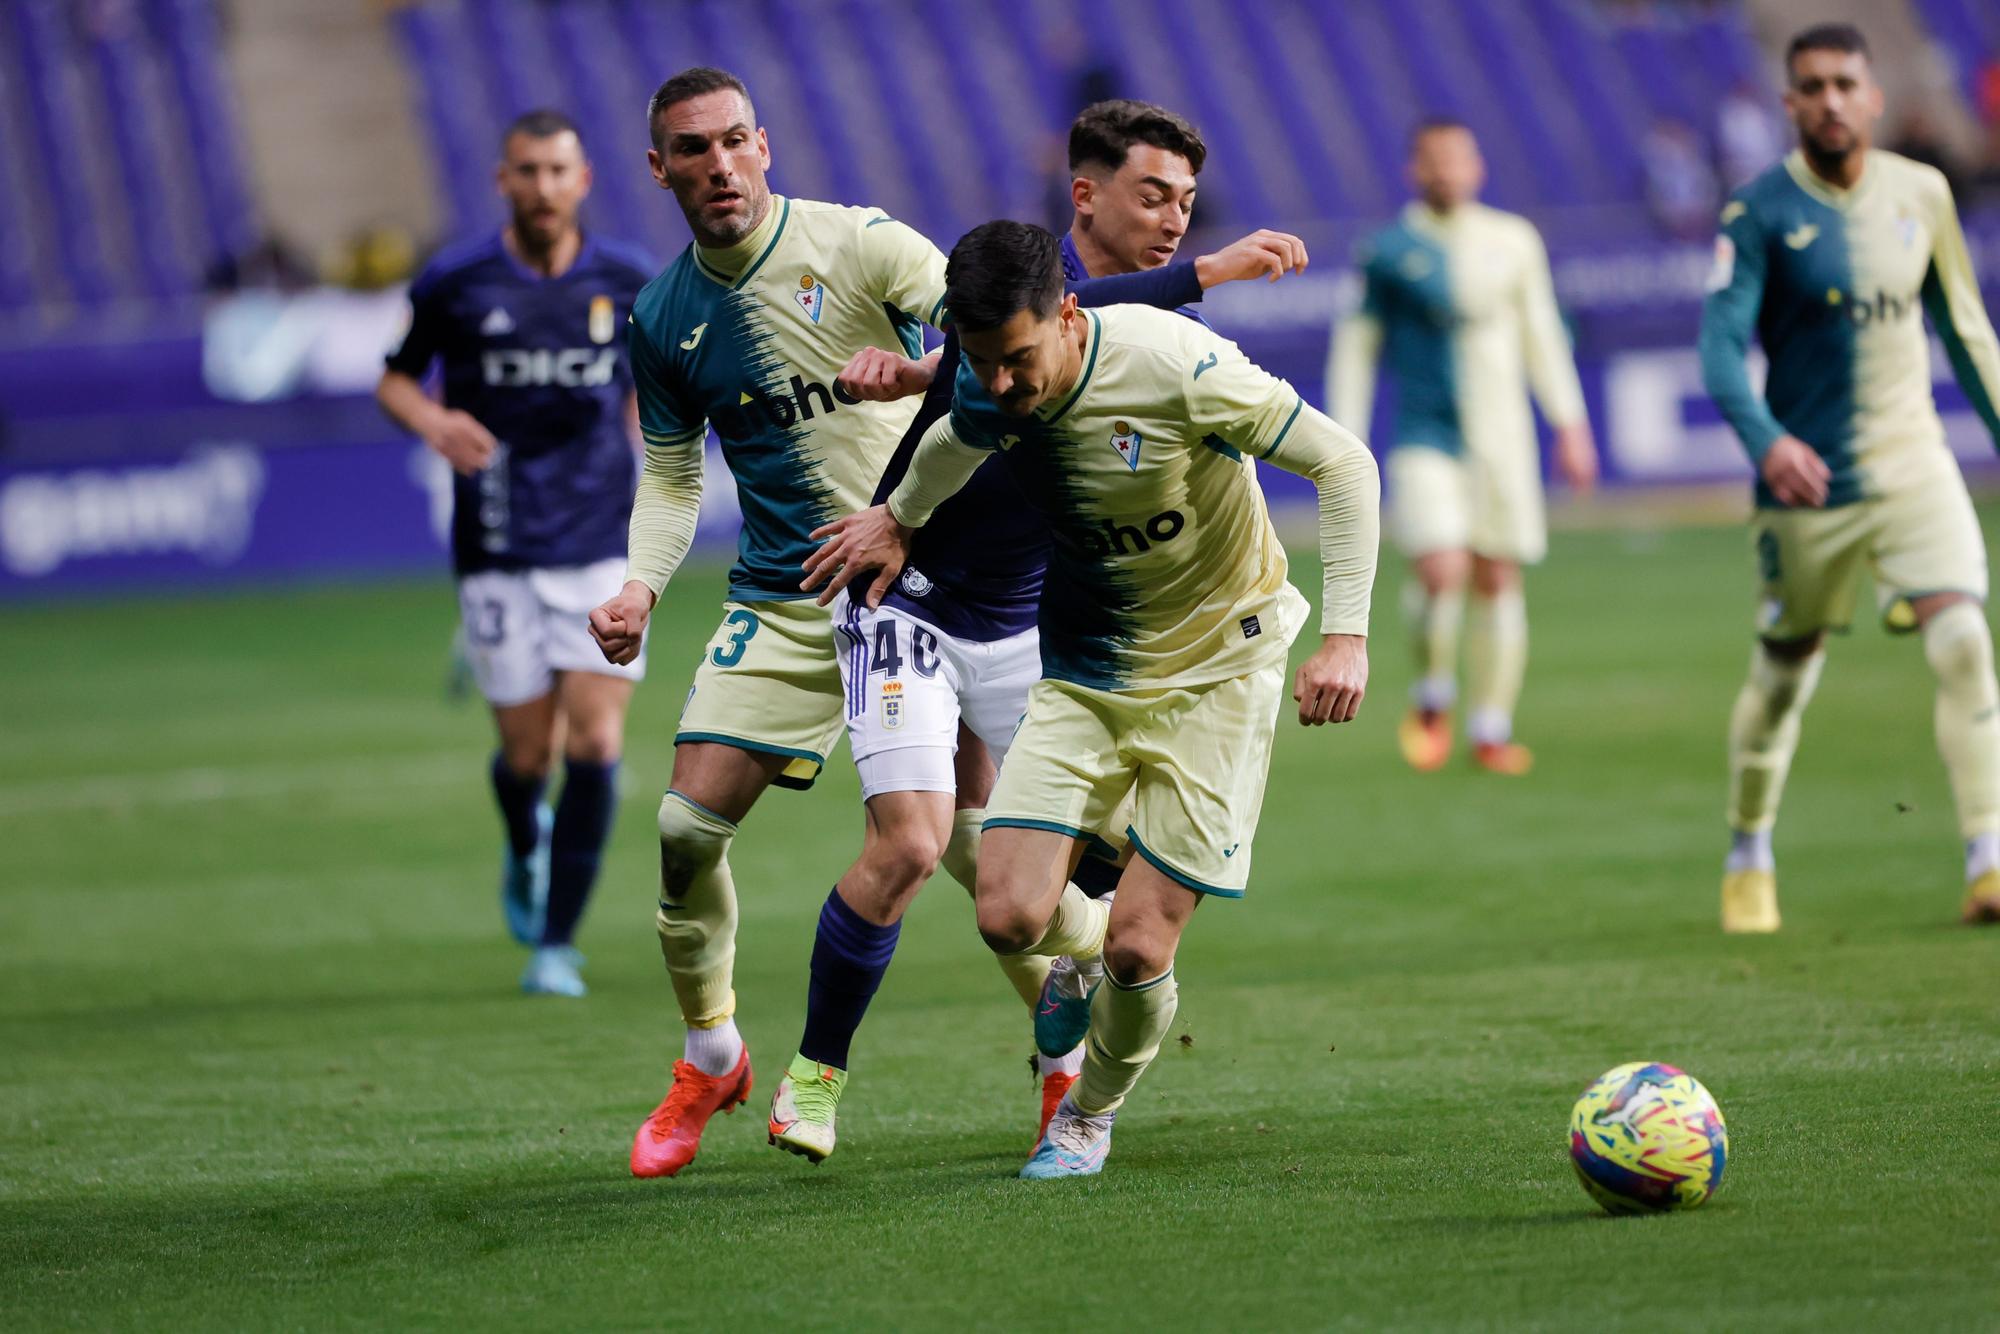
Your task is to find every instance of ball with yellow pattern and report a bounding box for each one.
[1568,1062,1728,1214]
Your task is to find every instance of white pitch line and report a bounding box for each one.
[0,753,477,819]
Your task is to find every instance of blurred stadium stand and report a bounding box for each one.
[1,0,1997,599]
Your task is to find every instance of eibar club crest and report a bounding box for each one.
[795,273,825,324]
[1109,420,1142,471]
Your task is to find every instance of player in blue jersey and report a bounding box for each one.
[379,110,655,998]
[1699,25,2000,931]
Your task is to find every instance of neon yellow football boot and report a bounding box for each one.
[1961,869,2000,925]
[768,1054,847,1164]
[1721,868,1780,934]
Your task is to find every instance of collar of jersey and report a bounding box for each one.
[1783,149,1877,211]
[691,196,791,289]
[1404,200,1469,238]
[1036,310,1101,425]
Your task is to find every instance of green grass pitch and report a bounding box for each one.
[3,512,1997,1330]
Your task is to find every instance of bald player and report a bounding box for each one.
[1329,118,1596,776]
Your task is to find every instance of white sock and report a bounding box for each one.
[1467,707,1512,746]
[1037,1046,1084,1078]
[683,1017,743,1076]
[1967,833,2000,882]
[1411,676,1456,714]
[1726,828,1773,874]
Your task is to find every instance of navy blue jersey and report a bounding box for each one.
[1060,232,1209,327]
[873,262,1205,641]
[386,232,656,575]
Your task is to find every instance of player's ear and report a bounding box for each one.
[755,127,771,171]
[578,159,594,200]
[1059,291,1079,322]
[646,149,669,190]
[1071,174,1093,217]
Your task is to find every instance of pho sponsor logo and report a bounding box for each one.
[0,445,266,577]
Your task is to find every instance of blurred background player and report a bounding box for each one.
[773,225,1311,1164]
[377,110,655,998]
[1699,25,2000,933]
[584,68,949,1179]
[806,220,1379,1178]
[1329,119,1597,776]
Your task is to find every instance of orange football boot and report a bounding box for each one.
[1038,1070,1077,1144]
[1397,708,1452,772]
[630,1049,753,1178]
[1472,740,1534,776]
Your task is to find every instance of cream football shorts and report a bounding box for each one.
[677,598,846,789]
[1388,443,1547,565]
[1750,463,1988,640]
[457,557,645,708]
[983,662,1288,898]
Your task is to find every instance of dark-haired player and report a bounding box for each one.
[807,220,1380,1178]
[1700,24,2000,931]
[378,110,655,999]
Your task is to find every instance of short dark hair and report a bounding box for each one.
[648,67,755,150]
[503,108,582,152]
[1068,99,1207,176]
[945,221,1066,335]
[1409,115,1473,150]
[1785,23,1868,77]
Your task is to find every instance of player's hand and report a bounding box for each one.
[425,409,500,475]
[1195,230,1309,287]
[588,580,656,666]
[1554,422,1598,494]
[801,505,912,609]
[1761,434,1830,508]
[837,346,936,402]
[1293,634,1368,726]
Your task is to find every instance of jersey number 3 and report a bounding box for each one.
[711,609,761,667]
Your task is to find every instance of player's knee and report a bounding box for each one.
[1103,935,1174,988]
[657,791,734,900]
[975,896,1040,956]
[862,823,946,895]
[498,738,553,783]
[1923,601,1994,683]
[1471,558,1518,597]
[564,723,624,766]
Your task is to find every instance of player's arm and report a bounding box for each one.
[590,315,706,665]
[1699,200,1829,507]
[802,411,987,608]
[1327,250,1384,435]
[1921,178,2000,447]
[1516,224,1596,492]
[376,274,498,475]
[1192,340,1381,726]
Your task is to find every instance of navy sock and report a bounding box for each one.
[541,759,619,947]
[799,887,901,1070]
[489,751,548,859]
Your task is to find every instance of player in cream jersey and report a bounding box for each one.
[1329,119,1596,776]
[587,67,949,1180]
[806,221,1379,1178]
[1699,25,2000,931]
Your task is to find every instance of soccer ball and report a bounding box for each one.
[1568,1062,1728,1214]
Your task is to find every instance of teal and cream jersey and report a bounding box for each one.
[1328,201,1586,458]
[887,305,1380,691]
[625,196,946,599]
[1700,149,2000,510]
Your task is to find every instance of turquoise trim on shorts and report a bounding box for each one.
[982,816,1090,840]
[1125,826,1245,900]
[674,731,824,765]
